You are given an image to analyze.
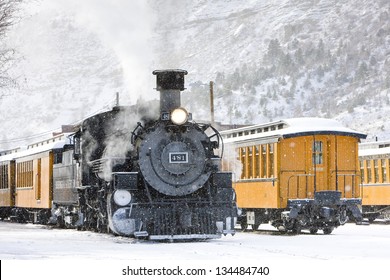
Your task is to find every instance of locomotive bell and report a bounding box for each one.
[152,69,188,116]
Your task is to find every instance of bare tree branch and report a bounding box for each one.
[0,0,21,98]
[0,0,21,36]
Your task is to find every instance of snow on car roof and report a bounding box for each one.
[359,147,390,157]
[221,117,367,144]
[0,134,71,162]
[359,140,390,157]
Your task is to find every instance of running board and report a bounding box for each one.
[134,231,149,237]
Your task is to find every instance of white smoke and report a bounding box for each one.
[222,144,243,182]
[59,0,157,102]
[99,100,160,181]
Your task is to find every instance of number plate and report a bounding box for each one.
[169,152,188,163]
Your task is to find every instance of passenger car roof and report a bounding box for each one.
[221,117,367,144]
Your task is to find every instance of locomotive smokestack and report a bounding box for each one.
[152,69,188,113]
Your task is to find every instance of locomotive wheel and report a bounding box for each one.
[252,223,261,231]
[277,226,287,234]
[323,227,334,235]
[291,225,301,234]
[240,220,248,231]
[76,226,86,231]
[56,216,66,229]
[97,218,110,233]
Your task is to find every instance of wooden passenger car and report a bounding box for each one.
[0,158,15,219]
[0,134,69,223]
[221,118,366,234]
[359,140,390,221]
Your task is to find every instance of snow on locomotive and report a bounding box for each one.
[0,69,237,240]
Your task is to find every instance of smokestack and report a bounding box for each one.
[152,69,188,113]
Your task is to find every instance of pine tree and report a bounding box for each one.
[266,39,283,64]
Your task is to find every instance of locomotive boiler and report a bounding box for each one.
[50,69,237,240]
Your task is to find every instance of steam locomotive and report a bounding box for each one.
[0,70,237,240]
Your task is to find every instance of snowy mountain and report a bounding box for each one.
[0,0,389,150]
[153,0,390,140]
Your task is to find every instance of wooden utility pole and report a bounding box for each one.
[116,92,120,107]
[209,81,215,126]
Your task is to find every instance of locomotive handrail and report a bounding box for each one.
[88,157,130,178]
[131,122,144,145]
[195,122,224,158]
[88,156,130,163]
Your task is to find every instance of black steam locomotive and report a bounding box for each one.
[51,69,237,240]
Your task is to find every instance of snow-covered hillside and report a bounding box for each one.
[0,0,389,150]
[153,0,390,140]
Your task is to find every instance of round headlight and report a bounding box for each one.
[113,190,132,206]
[171,107,188,125]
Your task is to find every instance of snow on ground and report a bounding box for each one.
[1,221,390,279]
[2,221,390,260]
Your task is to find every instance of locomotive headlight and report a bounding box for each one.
[171,107,188,125]
[113,190,132,206]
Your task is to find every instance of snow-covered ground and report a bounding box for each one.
[1,221,389,279]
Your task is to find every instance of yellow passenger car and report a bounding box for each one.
[0,158,15,219]
[0,134,69,223]
[221,118,366,234]
[359,140,390,221]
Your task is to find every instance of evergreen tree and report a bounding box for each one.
[355,62,368,84]
[266,39,283,64]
